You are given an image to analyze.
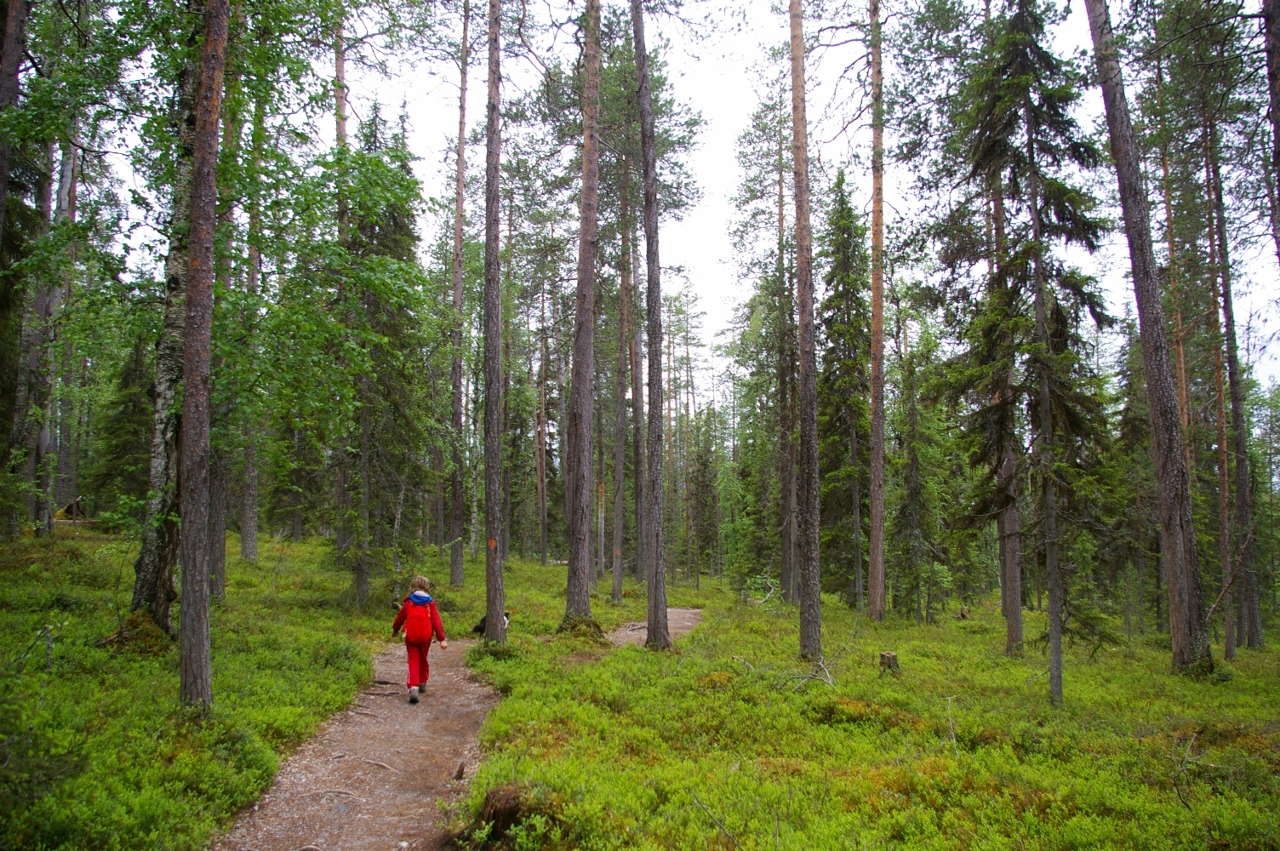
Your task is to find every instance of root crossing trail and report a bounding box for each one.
[212,609,701,851]
[212,640,495,851]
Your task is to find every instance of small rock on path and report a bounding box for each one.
[211,640,496,851]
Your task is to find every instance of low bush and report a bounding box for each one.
[452,559,1279,850]
[0,530,393,850]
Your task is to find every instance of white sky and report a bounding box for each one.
[348,0,1278,387]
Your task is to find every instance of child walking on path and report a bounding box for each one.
[391,576,447,704]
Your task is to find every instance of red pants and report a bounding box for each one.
[405,641,432,688]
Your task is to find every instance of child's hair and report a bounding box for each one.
[409,575,431,594]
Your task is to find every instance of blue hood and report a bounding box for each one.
[409,591,433,605]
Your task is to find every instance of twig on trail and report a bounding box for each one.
[363,691,402,697]
[298,789,365,802]
[327,752,346,760]
[374,679,397,685]
[296,845,325,851]
[363,759,395,771]
[351,710,377,718]
[692,792,745,850]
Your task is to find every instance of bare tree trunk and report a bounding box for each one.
[775,147,796,604]
[482,0,506,644]
[631,0,668,649]
[209,448,227,600]
[238,96,265,564]
[179,0,230,710]
[0,0,30,258]
[1085,0,1211,674]
[133,13,202,631]
[241,433,258,562]
[867,0,887,622]
[1202,119,1235,659]
[537,291,548,565]
[53,142,80,513]
[788,0,822,661]
[630,218,645,580]
[612,177,633,603]
[565,0,601,623]
[1208,118,1262,648]
[1026,122,1063,705]
[1264,0,1280,274]
[450,0,471,587]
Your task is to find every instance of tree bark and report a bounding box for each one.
[1027,122,1063,705]
[788,0,822,661]
[482,0,506,644]
[1208,117,1262,648]
[631,0,668,649]
[179,0,230,710]
[612,183,632,603]
[1264,0,1280,274]
[565,0,601,623]
[1084,0,1211,674]
[0,0,30,255]
[133,10,203,632]
[209,448,227,600]
[867,0,887,622]
[450,0,471,588]
[775,141,796,604]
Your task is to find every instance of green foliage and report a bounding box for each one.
[455,560,1280,849]
[0,529,389,850]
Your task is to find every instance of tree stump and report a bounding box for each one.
[879,651,899,675]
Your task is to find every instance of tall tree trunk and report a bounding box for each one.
[238,94,265,564]
[629,216,646,580]
[1085,0,1212,674]
[565,0,601,622]
[241,433,258,562]
[612,175,633,603]
[450,0,471,587]
[482,0,506,643]
[1207,117,1263,648]
[867,0,887,622]
[1203,117,1234,659]
[209,448,227,599]
[179,0,230,710]
[1027,122,1063,705]
[788,0,822,661]
[1263,0,1280,274]
[776,144,796,604]
[0,0,30,256]
[537,290,548,565]
[631,0,668,649]
[133,12,203,632]
[53,142,80,513]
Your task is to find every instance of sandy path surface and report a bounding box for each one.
[608,607,703,646]
[212,610,702,851]
[211,640,496,851]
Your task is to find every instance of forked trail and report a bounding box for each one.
[211,609,702,851]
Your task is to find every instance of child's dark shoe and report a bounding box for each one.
[408,686,419,704]
[419,682,427,693]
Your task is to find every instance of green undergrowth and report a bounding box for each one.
[452,562,1280,850]
[0,528,447,851]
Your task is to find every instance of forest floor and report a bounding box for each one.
[211,610,704,851]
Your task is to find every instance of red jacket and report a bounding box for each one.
[392,592,446,644]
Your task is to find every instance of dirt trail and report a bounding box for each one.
[212,640,495,851]
[212,609,702,851]
[608,607,702,646]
